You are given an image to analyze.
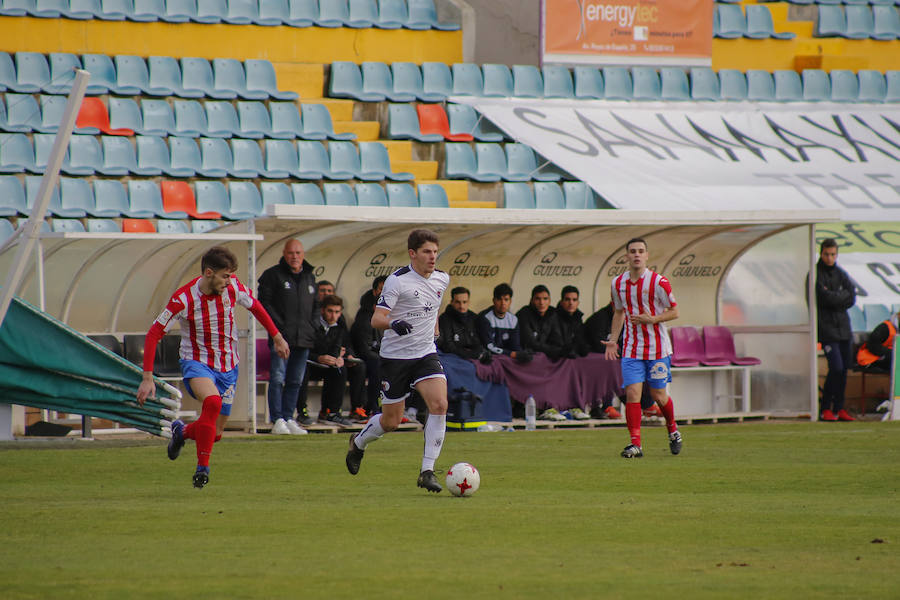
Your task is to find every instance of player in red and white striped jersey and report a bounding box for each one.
[136,246,289,488]
[604,238,683,459]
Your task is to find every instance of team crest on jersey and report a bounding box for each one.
[650,361,669,380]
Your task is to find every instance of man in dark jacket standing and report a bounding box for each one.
[815,238,857,422]
[258,239,317,434]
[438,286,488,361]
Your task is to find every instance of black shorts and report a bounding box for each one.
[379,353,446,404]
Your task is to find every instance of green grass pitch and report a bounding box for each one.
[1,421,899,599]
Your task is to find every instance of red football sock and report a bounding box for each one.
[193,395,222,468]
[625,402,642,447]
[183,422,196,440]
[661,396,677,434]
[214,434,222,443]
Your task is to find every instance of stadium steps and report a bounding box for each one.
[333,119,380,140]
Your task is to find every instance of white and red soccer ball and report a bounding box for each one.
[446,462,480,497]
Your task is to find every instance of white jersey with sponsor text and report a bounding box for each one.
[611,269,677,360]
[377,265,450,360]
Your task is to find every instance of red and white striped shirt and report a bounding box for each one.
[154,275,255,372]
[611,269,677,360]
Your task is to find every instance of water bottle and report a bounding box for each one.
[476,423,502,432]
[525,395,536,431]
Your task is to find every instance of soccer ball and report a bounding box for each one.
[446,462,480,497]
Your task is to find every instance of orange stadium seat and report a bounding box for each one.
[121,218,156,233]
[76,97,133,136]
[161,180,221,219]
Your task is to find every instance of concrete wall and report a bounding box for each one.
[453,0,541,66]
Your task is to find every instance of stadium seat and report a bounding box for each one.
[347,0,376,27]
[506,143,558,182]
[858,70,887,102]
[386,182,418,207]
[573,66,604,99]
[86,218,121,232]
[719,69,748,101]
[196,136,231,177]
[292,182,325,205]
[51,218,86,233]
[355,183,388,207]
[134,134,168,175]
[0,0,30,16]
[773,70,802,101]
[285,0,314,26]
[81,54,119,94]
[147,56,185,96]
[0,217,14,243]
[873,5,900,40]
[631,67,661,100]
[156,219,190,234]
[864,303,892,331]
[214,58,266,100]
[205,100,241,137]
[236,101,272,138]
[361,61,394,101]
[534,182,564,210]
[130,179,187,218]
[182,57,233,99]
[38,95,67,133]
[407,0,458,30]
[121,218,156,233]
[417,183,449,207]
[15,52,51,94]
[244,59,298,100]
[444,143,498,182]
[323,182,356,206]
[747,70,775,101]
[328,140,375,180]
[4,93,40,133]
[195,0,228,22]
[702,326,761,366]
[446,103,503,142]
[602,67,632,100]
[390,62,424,102]
[359,141,413,180]
[503,182,535,209]
[140,99,176,136]
[98,0,130,20]
[0,52,17,91]
[689,67,720,101]
[233,138,284,178]
[167,136,201,176]
[420,62,452,101]
[269,101,304,138]
[301,103,356,140]
[802,69,832,102]
[194,180,234,218]
[330,62,384,101]
[65,0,101,19]
[417,104,472,141]
[815,5,846,37]
[260,181,293,208]
[107,96,143,134]
[33,133,64,172]
[296,140,334,179]
[512,65,543,98]
[265,139,301,178]
[161,179,219,218]
[844,5,875,39]
[191,219,221,233]
[65,134,103,175]
[0,133,35,173]
[23,176,61,214]
[100,135,151,175]
[669,326,703,367]
[0,175,26,215]
[132,0,170,21]
[91,179,131,216]
[452,63,484,96]
[388,103,441,142]
[113,55,151,95]
[58,177,95,216]
[482,64,513,97]
[76,97,132,135]
[47,52,85,95]
[562,182,595,209]
[377,0,406,29]
[887,71,900,102]
[746,4,795,39]
[716,3,746,38]
[475,143,509,181]
[660,67,690,101]
[542,65,574,99]
[157,0,191,21]
[172,100,208,137]
[316,0,348,26]
[220,182,265,221]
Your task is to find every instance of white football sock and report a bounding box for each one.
[354,413,385,450]
[421,414,446,472]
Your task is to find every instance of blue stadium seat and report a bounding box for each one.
[156,219,190,234]
[286,0,315,25]
[446,103,503,142]
[801,69,831,101]
[887,71,900,102]
[542,65,574,99]
[387,103,441,142]
[773,69,803,101]
[213,58,264,100]
[261,181,293,209]
[33,133,63,172]
[81,54,119,94]
[0,133,35,173]
[376,0,406,29]
[292,182,325,205]
[347,0,376,27]
[140,99,177,136]
[475,143,509,181]
[132,0,170,21]
[407,0,458,30]
[197,137,232,177]
[602,67,632,100]
[87,218,121,232]
[0,52,17,91]
[482,64,513,97]
[0,0,30,16]
[746,4,795,39]
[506,143,556,182]
[512,65,543,98]
[65,134,103,175]
[191,220,221,233]
[245,59,298,100]
[113,55,150,95]
[173,100,208,137]
[205,100,241,137]
[91,179,130,216]
[38,95,67,133]
[452,63,484,96]
[159,0,192,21]
[390,62,424,102]
[0,217,14,243]
[233,138,284,178]
[236,101,272,138]
[226,0,259,23]
[417,183,449,207]
[328,140,372,180]
[689,67,720,100]
[873,5,900,40]
[301,103,356,140]
[195,0,228,22]
[420,62,452,101]
[719,69,748,100]
[359,141,413,180]
[130,179,187,218]
[847,305,866,333]
[265,139,301,178]
[844,5,875,39]
[269,102,304,138]
[51,218,86,233]
[747,70,776,101]
[108,96,143,133]
[4,93,40,133]
[147,56,184,96]
[65,0,101,19]
[195,181,236,218]
[661,67,690,101]
[135,134,169,176]
[330,61,384,101]
[35,0,70,17]
[182,57,233,99]
[45,53,81,94]
[58,177,95,216]
[444,143,490,181]
[631,67,661,100]
[534,182,564,209]
[297,140,333,179]
[316,0,348,26]
[323,182,356,206]
[24,176,61,214]
[0,175,26,215]
[355,183,388,206]
[858,70,887,102]
[386,182,417,207]
[864,303,892,331]
[716,3,746,38]
[168,136,201,176]
[562,181,595,209]
[815,5,846,37]
[98,0,128,20]
[829,70,858,102]
[101,135,153,175]
[361,61,394,101]
[573,66,604,99]
[15,52,51,94]
[503,183,535,209]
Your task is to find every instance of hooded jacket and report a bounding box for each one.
[437,305,485,359]
[257,257,317,348]
[516,304,565,360]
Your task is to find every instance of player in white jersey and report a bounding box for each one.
[346,229,450,492]
[604,238,683,459]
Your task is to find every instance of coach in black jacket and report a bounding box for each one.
[516,284,565,361]
[257,239,317,434]
[438,286,487,360]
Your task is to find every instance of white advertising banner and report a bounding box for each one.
[454,98,900,221]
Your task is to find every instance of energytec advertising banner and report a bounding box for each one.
[541,0,713,67]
